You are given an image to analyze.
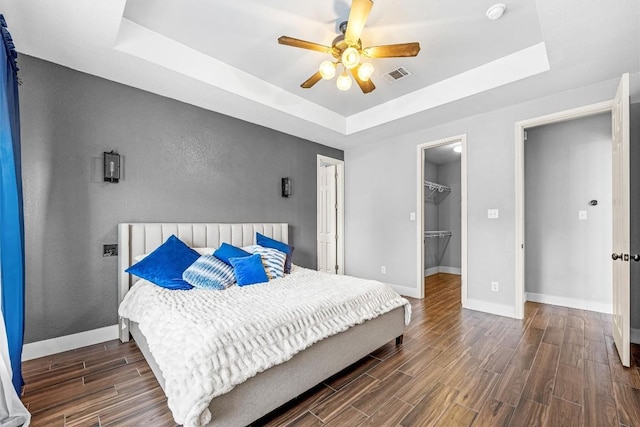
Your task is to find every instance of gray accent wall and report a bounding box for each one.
[524,113,612,306]
[19,55,343,343]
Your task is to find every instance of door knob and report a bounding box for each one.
[632,254,640,262]
[612,253,623,261]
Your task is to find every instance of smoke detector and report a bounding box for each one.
[486,4,506,20]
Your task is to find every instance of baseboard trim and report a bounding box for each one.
[632,328,640,345]
[525,292,612,314]
[389,283,421,299]
[23,325,119,361]
[463,298,516,318]
[424,266,461,277]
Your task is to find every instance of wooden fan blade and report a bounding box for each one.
[301,71,323,89]
[350,67,375,94]
[278,36,332,54]
[363,42,421,58]
[344,0,373,44]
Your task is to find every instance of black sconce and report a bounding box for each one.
[104,151,120,183]
[282,177,292,198]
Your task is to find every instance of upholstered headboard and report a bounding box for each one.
[117,222,288,341]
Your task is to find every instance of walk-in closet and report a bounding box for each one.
[424,144,462,279]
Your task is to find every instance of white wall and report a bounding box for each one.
[344,73,639,313]
[524,113,612,311]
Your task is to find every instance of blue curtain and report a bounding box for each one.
[0,14,24,394]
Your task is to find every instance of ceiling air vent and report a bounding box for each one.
[382,66,411,82]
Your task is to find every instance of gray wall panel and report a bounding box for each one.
[19,55,343,342]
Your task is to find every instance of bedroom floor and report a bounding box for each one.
[21,273,640,426]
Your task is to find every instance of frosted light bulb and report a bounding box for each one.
[319,61,336,80]
[357,63,374,81]
[341,47,360,69]
[336,72,352,91]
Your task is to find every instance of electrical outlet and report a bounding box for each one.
[491,281,499,292]
[103,244,118,257]
[488,209,499,219]
[381,266,386,274]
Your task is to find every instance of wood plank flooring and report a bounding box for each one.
[21,273,640,426]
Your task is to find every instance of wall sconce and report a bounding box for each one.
[281,177,292,198]
[104,151,120,183]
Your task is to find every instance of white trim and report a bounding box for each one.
[317,155,345,275]
[388,283,422,299]
[424,266,462,276]
[525,292,612,314]
[22,325,119,361]
[463,299,516,318]
[631,328,640,345]
[514,100,613,320]
[417,134,468,302]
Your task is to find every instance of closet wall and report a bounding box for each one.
[524,113,612,310]
[424,156,461,276]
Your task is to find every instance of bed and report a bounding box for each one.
[117,222,410,427]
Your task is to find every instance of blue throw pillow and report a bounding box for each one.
[214,243,251,266]
[229,254,269,286]
[256,233,294,273]
[182,255,236,290]
[125,235,199,290]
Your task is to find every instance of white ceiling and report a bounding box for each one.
[1,0,638,150]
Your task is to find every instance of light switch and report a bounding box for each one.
[579,210,587,220]
[488,209,499,219]
[410,212,416,221]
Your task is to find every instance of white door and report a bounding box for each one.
[612,73,630,367]
[318,165,337,273]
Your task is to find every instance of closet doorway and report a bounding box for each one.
[416,135,468,301]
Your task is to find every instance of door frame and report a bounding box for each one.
[317,155,345,274]
[514,100,613,319]
[416,134,468,301]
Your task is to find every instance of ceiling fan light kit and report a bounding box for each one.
[277,0,421,94]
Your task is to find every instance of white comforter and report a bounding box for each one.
[118,266,411,427]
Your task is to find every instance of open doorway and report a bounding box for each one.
[317,155,344,274]
[417,135,467,302]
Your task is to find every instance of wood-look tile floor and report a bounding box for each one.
[22,273,640,426]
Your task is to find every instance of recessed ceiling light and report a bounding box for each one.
[453,144,462,153]
[486,3,506,20]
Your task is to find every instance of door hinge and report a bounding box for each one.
[524,130,528,141]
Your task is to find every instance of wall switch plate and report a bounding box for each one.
[103,244,118,257]
[579,210,587,220]
[491,281,499,292]
[488,209,499,219]
[381,266,386,274]
[410,212,416,221]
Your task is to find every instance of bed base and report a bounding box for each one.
[129,306,406,427]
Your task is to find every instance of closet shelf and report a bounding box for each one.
[424,180,451,204]
[425,230,453,238]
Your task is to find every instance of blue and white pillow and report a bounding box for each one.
[244,245,286,280]
[182,255,236,290]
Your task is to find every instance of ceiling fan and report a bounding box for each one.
[278,0,420,94]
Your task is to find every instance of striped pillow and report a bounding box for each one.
[182,255,236,290]
[244,245,286,280]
